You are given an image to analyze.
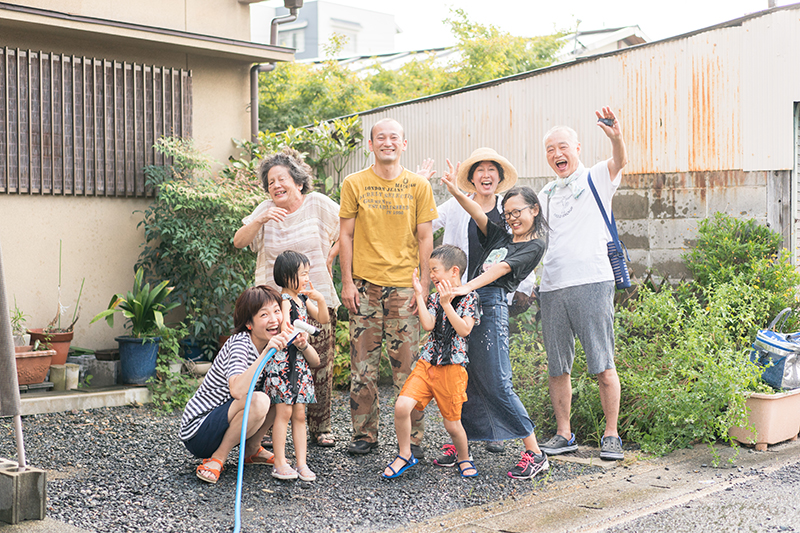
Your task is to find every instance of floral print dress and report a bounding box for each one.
[265,294,316,404]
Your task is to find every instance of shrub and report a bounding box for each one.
[512,214,795,456]
[137,138,262,357]
[684,212,800,326]
[148,322,199,413]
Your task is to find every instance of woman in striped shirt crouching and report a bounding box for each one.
[179,285,316,484]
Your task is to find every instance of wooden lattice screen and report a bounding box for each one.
[0,47,192,197]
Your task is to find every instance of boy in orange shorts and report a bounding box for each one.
[382,245,481,479]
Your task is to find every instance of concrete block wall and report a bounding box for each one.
[430,169,785,284]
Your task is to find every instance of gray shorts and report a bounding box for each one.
[540,281,616,377]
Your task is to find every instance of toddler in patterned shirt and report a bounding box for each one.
[382,245,481,479]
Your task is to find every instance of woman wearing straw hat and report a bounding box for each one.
[430,148,535,456]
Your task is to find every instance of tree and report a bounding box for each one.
[258,10,565,132]
[444,8,565,88]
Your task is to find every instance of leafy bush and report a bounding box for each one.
[224,116,365,198]
[684,212,800,326]
[137,138,263,357]
[512,214,796,456]
[684,213,781,287]
[148,323,199,413]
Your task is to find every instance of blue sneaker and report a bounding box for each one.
[539,433,578,455]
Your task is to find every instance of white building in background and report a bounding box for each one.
[556,26,649,63]
[251,0,400,60]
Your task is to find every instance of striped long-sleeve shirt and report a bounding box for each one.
[179,331,276,441]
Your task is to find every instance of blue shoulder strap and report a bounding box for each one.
[587,173,627,258]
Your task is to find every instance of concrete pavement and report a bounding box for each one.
[2,433,798,532]
[392,438,800,533]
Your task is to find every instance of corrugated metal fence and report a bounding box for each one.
[333,7,800,180]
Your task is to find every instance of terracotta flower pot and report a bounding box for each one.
[15,349,56,385]
[729,388,800,450]
[27,328,74,366]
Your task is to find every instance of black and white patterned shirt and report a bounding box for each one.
[179,331,274,441]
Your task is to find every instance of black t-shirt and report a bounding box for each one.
[470,220,545,293]
[467,197,503,281]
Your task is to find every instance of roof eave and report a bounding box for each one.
[0,2,295,63]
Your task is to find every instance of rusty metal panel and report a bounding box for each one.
[335,8,800,181]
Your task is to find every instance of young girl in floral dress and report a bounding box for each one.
[266,251,327,481]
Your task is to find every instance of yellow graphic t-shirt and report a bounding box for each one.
[339,167,438,287]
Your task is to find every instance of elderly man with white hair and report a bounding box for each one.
[537,107,628,461]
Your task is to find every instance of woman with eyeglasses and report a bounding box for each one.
[428,149,551,479]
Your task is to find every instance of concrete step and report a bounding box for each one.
[18,386,152,416]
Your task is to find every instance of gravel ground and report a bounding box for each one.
[0,386,603,533]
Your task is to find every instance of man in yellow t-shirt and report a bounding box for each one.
[339,118,438,456]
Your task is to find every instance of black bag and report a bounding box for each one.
[588,173,631,290]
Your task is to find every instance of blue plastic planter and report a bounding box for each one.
[180,338,205,361]
[116,336,161,384]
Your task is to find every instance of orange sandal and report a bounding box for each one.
[244,446,275,465]
[196,457,224,484]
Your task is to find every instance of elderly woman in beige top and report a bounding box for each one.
[234,147,340,447]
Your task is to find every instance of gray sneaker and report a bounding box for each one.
[599,436,624,461]
[539,433,578,455]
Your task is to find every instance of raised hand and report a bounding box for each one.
[416,158,435,180]
[255,206,289,225]
[300,281,324,304]
[596,106,622,138]
[436,279,454,305]
[411,268,424,297]
[440,158,462,196]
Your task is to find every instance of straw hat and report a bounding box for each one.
[457,147,518,194]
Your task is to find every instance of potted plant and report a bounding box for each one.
[10,298,30,348]
[90,267,179,384]
[27,241,85,365]
[729,386,800,450]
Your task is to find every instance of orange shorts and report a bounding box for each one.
[399,359,468,422]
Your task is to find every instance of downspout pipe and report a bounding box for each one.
[250,9,299,142]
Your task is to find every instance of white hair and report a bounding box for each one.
[543,125,579,148]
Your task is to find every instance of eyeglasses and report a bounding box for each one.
[502,206,533,220]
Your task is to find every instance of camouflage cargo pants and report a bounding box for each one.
[306,308,336,436]
[350,280,423,445]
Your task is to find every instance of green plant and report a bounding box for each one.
[147,322,199,413]
[10,297,28,336]
[683,212,800,326]
[137,138,262,357]
[44,240,85,333]
[224,116,366,198]
[90,267,180,338]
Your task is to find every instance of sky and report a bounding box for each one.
[260,0,797,50]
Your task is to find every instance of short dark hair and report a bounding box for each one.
[468,160,505,186]
[233,285,282,334]
[501,186,549,240]
[257,147,314,196]
[273,250,310,291]
[430,244,468,278]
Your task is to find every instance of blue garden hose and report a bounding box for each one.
[232,321,317,533]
